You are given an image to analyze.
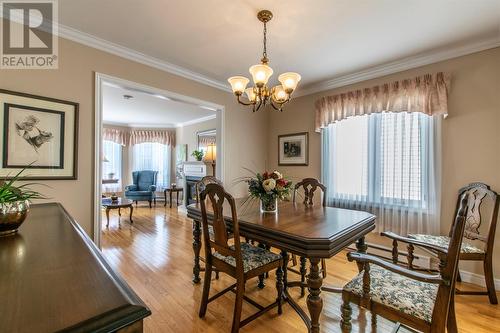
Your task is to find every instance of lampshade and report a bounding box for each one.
[205,144,217,162]
[278,72,301,93]
[249,64,273,87]
[228,76,249,95]
[272,85,288,103]
[245,87,258,102]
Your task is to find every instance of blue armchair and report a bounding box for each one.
[125,170,158,207]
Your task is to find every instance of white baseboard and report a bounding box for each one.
[460,270,500,290]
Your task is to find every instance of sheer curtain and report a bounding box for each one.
[132,142,171,189]
[102,140,122,192]
[322,112,442,235]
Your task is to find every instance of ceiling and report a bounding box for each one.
[102,83,216,127]
[59,0,500,92]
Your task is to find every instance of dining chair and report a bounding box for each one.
[384,182,499,304]
[340,194,469,333]
[291,178,328,296]
[196,176,229,279]
[198,183,284,333]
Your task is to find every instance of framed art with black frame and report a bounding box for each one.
[278,132,308,166]
[0,89,78,179]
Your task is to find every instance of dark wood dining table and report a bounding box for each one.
[187,199,376,333]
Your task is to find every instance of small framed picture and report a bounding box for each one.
[0,89,78,179]
[278,132,308,166]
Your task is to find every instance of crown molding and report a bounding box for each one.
[296,36,500,97]
[57,23,232,93]
[55,21,499,99]
[177,114,217,128]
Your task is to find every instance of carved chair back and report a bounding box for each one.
[199,183,243,274]
[293,178,327,206]
[430,194,468,330]
[196,176,223,202]
[449,183,499,252]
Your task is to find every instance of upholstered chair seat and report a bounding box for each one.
[408,234,484,254]
[344,265,438,323]
[213,242,282,273]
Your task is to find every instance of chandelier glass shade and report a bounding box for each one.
[227,10,301,112]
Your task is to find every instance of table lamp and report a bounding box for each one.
[205,144,216,176]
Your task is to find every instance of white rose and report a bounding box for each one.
[262,178,276,192]
[273,171,283,179]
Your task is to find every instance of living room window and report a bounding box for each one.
[102,140,122,192]
[132,142,171,189]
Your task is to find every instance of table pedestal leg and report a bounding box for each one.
[105,208,110,227]
[192,219,202,283]
[356,236,368,272]
[307,258,323,333]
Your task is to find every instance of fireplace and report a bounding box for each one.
[185,176,202,205]
[183,162,208,205]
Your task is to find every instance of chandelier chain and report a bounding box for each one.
[262,21,267,61]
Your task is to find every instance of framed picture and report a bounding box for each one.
[278,132,309,166]
[0,89,78,179]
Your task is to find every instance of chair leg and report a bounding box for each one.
[149,200,152,208]
[456,268,462,282]
[291,254,298,267]
[447,292,458,333]
[484,256,498,304]
[276,266,284,315]
[154,198,156,205]
[231,280,245,333]
[300,256,307,297]
[340,293,352,332]
[215,269,219,280]
[198,265,212,318]
[321,258,327,279]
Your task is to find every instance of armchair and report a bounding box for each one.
[340,195,469,333]
[125,170,158,208]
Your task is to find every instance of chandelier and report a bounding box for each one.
[227,10,301,112]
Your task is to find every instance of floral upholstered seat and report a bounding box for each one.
[343,265,438,323]
[213,242,281,273]
[408,234,484,254]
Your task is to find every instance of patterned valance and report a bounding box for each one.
[103,126,175,146]
[103,127,128,146]
[198,135,216,146]
[129,129,175,146]
[315,72,450,132]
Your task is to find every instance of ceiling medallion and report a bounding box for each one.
[227,10,301,112]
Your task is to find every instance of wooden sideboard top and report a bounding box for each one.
[0,203,151,333]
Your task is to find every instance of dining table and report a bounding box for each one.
[187,199,376,333]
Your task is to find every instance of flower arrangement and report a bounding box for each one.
[247,170,292,212]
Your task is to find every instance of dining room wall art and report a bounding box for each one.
[0,89,78,179]
[278,132,308,166]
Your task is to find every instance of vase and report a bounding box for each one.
[260,197,278,213]
[0,200,30,236]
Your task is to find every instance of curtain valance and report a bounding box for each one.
[314,72,450,132]
[198,135,216,146]
[129,129,175,146]
[103,127,128,146]
[103,127,175,146]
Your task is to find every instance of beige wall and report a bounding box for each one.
[0,31,268,236]
[176,118,217,160]
[268,47,500,279]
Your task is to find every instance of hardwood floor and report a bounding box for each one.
[101,204,500,332]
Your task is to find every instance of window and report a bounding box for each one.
[132,142,171,189]
[322,112,441,234]
[102,140,122,192]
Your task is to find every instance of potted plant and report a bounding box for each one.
[0,169,46,236]
[191,150,204,161]
[246,170,292,213]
